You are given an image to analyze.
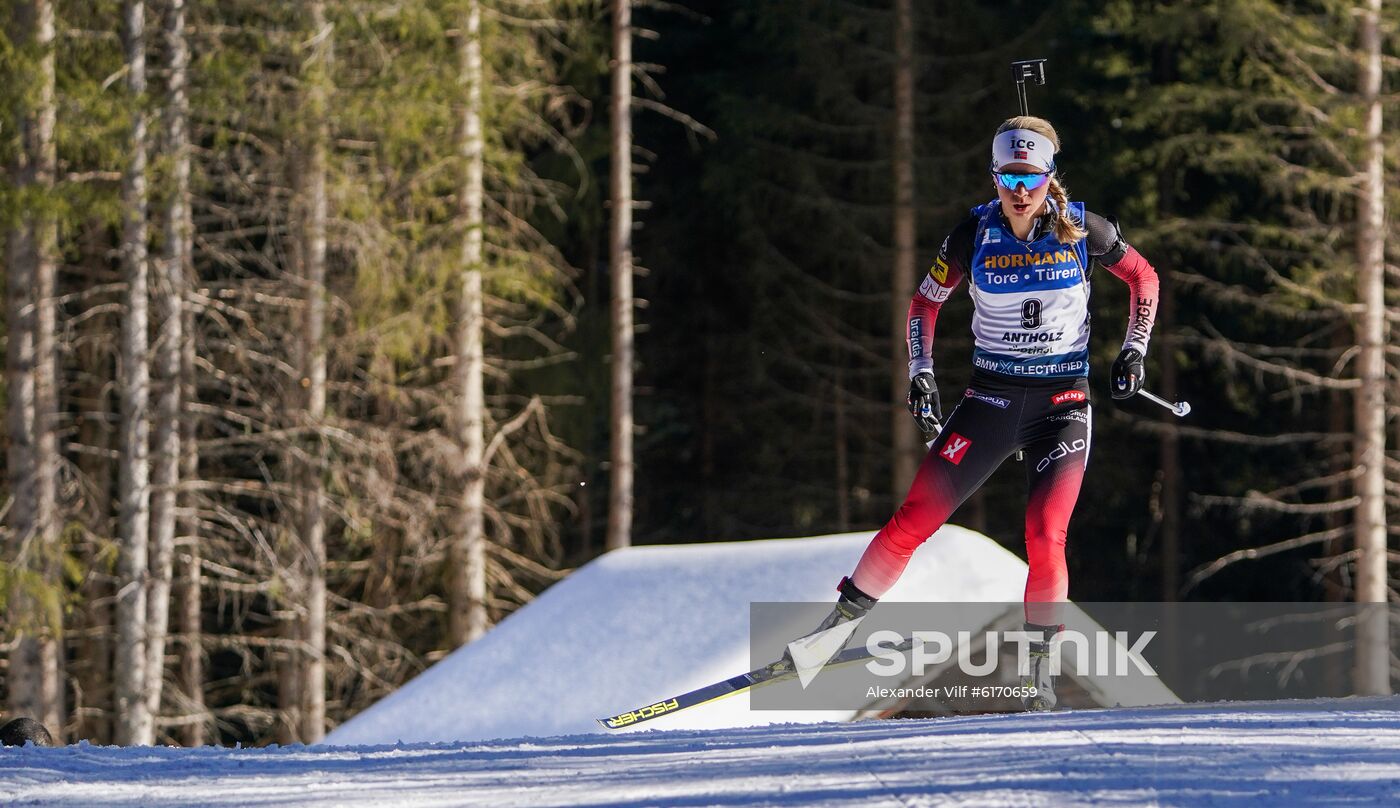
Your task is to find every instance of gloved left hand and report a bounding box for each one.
[907,371,942,433]
[1111,348,1145,399]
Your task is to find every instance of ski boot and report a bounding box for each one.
[1020,622,1063,711]
[781,577,877,674]
[811,576,878,635]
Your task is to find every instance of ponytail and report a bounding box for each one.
[1047,176,1086,244]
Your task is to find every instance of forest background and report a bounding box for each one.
[1,0,1397,746]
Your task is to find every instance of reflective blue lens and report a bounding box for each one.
[994,171,1052,192]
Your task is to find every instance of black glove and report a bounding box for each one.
[906,371,942,433]
[1110,348,1145,400]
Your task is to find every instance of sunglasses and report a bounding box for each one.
[993,171,1052,192]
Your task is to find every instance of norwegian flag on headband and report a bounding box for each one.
[992,128,1056,172]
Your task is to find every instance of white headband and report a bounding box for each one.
[991,128,1056,172]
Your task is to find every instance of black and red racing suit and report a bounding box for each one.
[849,201,1159,624]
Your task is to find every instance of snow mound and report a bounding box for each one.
[328,527,1027,744]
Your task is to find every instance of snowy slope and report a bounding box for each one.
[328,528,1029,745]
[4,699,1399,806]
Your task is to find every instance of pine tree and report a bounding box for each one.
[3,0,63,736]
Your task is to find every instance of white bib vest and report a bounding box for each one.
[968,200,1090,379]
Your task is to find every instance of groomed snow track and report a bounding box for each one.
[4,698,1400,806]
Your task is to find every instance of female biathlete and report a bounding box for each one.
[801,116,1159,710]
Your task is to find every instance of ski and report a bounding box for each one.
[597,638,915,731]
[596,660,790,730]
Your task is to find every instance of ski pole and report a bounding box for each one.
[1137,388,1191,418]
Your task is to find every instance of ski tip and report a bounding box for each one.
[597,696,682,731]
[597,714,633,732]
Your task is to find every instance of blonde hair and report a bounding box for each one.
[995,116,1087,244]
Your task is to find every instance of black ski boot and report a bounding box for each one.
[1021,621,1063,711]
[811,576,878,634]
[780,577,878,672]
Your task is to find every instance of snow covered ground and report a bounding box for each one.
[4,698,1399,806]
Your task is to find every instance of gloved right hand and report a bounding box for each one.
[907,371,942,433]
[1110,348,1145,400]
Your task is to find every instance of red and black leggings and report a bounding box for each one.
[851,371,1091,624]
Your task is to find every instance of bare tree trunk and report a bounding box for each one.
[5,224,40,724]
[834,370,850,531]
[6,0,62,736]
[178,544,203,745]
[115,0,154,746]
[276,407,300,737]
[73,223,116,743]
[1156,267,1182,687]
[890,0,918,497]
[178,311,203,745]
[1159,276,1180,601]
[1324,324,1352,603]
[1148,40,1182,685]
[447,0,489,647]
[276,444,300,737]
[1353,0,1390,697]
[28,0,61,734]
[298,0,331,742]
[701,345,718,537]
[144,0,191,738]
[4,212,37,730]
[605,0,634,552]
